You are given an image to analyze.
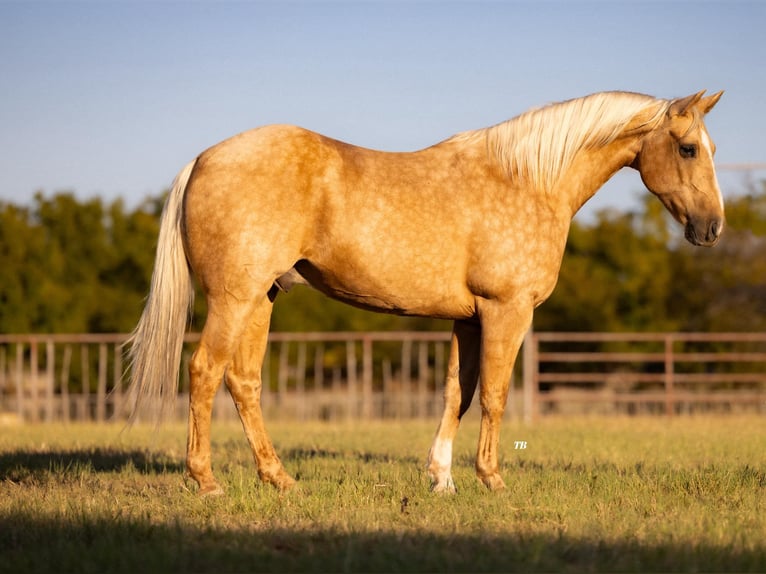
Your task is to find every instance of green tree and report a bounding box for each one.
[90,198,161,331]
[537,196,678,332]
[0,203,49,332]
[669,186,766,332]
[0,192,165,333]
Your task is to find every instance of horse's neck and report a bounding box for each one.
[556,134,644,217]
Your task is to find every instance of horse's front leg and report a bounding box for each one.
[474,299,532,490]
[427,320,481,493]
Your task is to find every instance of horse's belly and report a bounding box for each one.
[289,259,475,319]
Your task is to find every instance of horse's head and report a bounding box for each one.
[633,90,724,246]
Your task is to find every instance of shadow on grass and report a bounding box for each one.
[0,448,184,480]
[0,443,424,487]
[0,511,763,574]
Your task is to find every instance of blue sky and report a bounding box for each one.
[1,0,764,222]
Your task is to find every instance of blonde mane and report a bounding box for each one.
[456,91,671,191]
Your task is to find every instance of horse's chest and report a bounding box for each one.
[466,222,568,303]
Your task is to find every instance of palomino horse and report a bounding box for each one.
[127,90,724,495]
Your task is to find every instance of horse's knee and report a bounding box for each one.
[189,345,227,392]
[225,370,263,415]
[189,345,210,379]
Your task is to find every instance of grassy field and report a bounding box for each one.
[1,415,764,573]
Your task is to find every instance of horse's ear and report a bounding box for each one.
[698,90,724,114]
[669,91,705,117]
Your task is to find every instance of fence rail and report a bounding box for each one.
[1,331,765,424]
[526,331,766,421]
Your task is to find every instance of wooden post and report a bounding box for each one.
[80,344,90,421]
[382,358,393,418]
[15,344,23,420]
[313,343,324,390]
[346,339,357,419]
[401,340,412,417]
[60,345,72,423]
[46,340,55,422]
[97,343,107,422]
[30,341,39,423]
[332,366,342,420]
[112,343,122,418]
[362,335,373,419]
[0,347,5,417]
[296,342,306,420]
[664,335,675,416]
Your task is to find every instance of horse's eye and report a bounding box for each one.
[679,144,697,159]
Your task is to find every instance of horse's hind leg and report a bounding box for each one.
[186,293,257,496]
[427,320,481,493]
[225,296,295,491]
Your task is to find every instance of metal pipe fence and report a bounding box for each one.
[527,331,766,421]
[0,332,457,424]
[1,331,764,424]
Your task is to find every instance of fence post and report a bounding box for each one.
[296,342,307,420]
[112,343,122,418]
[523,328,536,424]
[60,345,72,423]
[30,341,39,422]
[15,344,23,420]
[664,334,675,416]
[97,343,107,422]
[362,335,373,419]
[46,340,55,422]
[401,339,412,417]
[346,339,357,420]
[80,344,90,421]
[313,343,324,390]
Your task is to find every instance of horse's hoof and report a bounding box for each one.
[429,476,457,494]
[276,475,297,492]
[261,469,297,492]
[198,483,225,497]
[479,472,506,491]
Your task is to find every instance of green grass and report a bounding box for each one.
[1,416,764,573]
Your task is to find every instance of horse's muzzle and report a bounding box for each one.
[685,217,724,247]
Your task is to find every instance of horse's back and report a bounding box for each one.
[179,123,538,318]
[193,124,341,187]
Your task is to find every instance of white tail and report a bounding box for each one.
[124,159,197,424]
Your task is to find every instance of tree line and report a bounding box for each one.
[1,183,764,334]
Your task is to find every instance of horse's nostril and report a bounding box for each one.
[707,219,723,243]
